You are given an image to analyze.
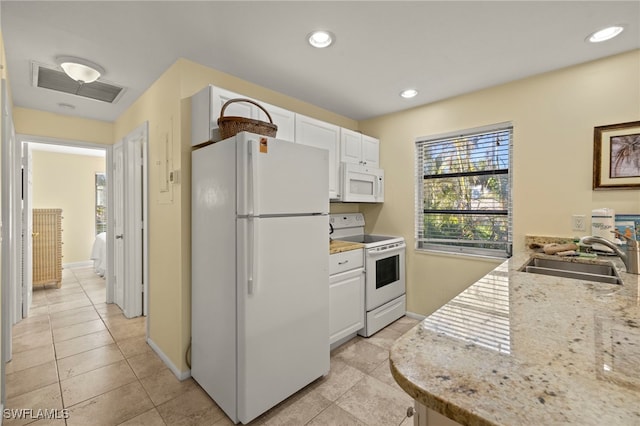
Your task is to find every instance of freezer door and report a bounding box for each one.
[236,215,330,423]
[236,132,329,216]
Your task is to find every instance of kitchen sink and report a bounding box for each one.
[521,257,622,285]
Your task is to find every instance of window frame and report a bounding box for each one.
[415,122,513,259]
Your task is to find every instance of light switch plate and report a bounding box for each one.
[572,214,586,231]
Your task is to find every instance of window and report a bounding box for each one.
[95,173,107,235]
[416,123,512,258]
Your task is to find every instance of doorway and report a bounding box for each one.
[21,140,107,311]
[14,126,148,321]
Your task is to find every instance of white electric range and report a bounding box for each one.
[330,213,406,337]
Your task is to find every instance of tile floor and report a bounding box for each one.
[5,266,420,425]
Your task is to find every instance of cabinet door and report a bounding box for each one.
[191,85,214,146]
[212,87,254,121]
[329,267,365,344]
[295,114,340,199]
[255,101,296,142]
[340,128,363,165]
[361,135,380,168]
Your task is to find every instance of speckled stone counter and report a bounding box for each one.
[329,239,364,254]
[390,251,640,425]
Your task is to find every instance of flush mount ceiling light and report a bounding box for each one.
[56,56,105,83]
[587,25,625,43]
[308,30,334,48]
[400,89,418,99]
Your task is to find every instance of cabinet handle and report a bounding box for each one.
[338,260,349,265]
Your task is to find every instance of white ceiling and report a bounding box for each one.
[2,1,639,123]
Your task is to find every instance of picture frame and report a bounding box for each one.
[593,121,640,190]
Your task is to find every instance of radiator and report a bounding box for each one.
[33,208,63,288]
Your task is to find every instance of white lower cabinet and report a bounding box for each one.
[413,401,463,426]
[329,249,364,345]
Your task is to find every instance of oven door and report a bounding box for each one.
[365,243,405,310]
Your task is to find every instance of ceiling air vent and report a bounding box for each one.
[32,61,125,103]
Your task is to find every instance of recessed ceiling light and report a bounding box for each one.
[587,25,624,43]
[308,30,334,48]
[400,89,418,99]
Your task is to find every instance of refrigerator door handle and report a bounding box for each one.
[247,139,259,216]
[247,217,259,295]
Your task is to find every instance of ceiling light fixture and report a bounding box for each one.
[400,89,418,99]
[308,30,334,48]
[587,25,624,43]
[56,56,105,83]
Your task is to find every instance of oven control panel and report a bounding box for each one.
[329,213,365,229]
[370,242,405,253]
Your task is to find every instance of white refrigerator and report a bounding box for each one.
[191,132,330,424]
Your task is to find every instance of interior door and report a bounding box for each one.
[22,143,33,317]
[123,126,145,318]
[113,141,125,310]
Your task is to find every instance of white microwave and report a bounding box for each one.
[341,163,384,203]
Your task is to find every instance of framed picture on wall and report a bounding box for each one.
[593,120,640,190]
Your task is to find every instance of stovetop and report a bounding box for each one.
[338,234,401,244]
[329,213,404,249]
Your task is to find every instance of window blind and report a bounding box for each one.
[416,124,513,257]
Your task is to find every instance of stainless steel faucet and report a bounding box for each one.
[580,235,640,275]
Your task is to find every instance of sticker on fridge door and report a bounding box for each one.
[260,137,268,153]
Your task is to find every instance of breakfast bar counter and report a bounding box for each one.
[390,251,640,425]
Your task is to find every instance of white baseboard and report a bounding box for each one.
[63,260,93,269]
[405,311,426,321]
[146,337,191,381]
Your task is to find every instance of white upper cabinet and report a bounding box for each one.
[340,128,363,165]
[361,135,380,168]
[190,85,295,146]
[253,101,296,142]
[191,85,381,203]
[295,114,340,200]
[340,129,379,168]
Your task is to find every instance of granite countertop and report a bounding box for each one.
[390,249,640,425]
[330,239,365,254]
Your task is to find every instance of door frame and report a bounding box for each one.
[22,143,33,318]
[1,78,15,405]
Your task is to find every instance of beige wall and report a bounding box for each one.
[360,50,640,316]
[31,150,106,264]
[14,107,114,146]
